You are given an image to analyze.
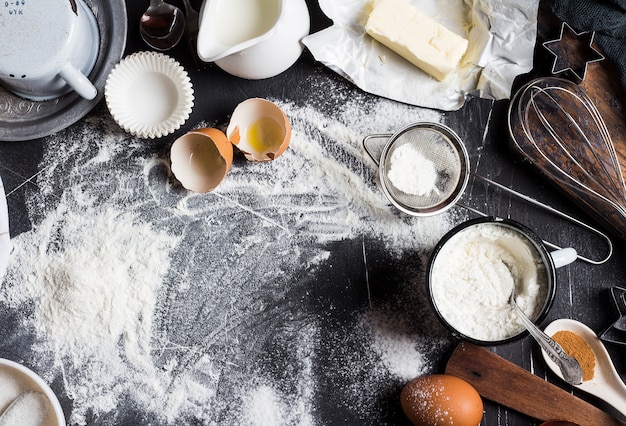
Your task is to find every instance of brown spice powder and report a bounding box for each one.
[552,330,595,381]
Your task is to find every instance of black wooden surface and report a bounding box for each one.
[0,1,625,425]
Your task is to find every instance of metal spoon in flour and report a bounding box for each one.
[508,289,583,386]
[0,391,50,426]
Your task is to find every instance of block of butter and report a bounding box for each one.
[364,0,469,81]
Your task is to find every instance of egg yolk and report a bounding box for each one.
[244,117,285,154]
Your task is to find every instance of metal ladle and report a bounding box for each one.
[509,288,583,386]
[140,0,186,51]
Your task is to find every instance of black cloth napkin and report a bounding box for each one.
[549,0,626,92]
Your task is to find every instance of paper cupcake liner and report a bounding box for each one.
[105,51,194,139]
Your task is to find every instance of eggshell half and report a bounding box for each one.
[401,374,483,426]
[226,98,291,162]
[170,128,233,193]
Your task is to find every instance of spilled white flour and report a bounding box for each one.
[0,75,458,425]
[19,207,178,353]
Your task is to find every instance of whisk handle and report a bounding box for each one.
[469,173,613,265]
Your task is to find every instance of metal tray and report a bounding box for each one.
[0,0,127,142]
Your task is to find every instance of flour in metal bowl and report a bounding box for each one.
[428,219,553,343]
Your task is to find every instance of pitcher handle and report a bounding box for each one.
[59,63,97,100]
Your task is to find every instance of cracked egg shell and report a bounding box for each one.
[226,98,291,162]
[170,128,233,193]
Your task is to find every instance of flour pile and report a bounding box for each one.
[388,143,439,197]
[0,75,455,425]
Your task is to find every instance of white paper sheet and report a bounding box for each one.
[303,0,539,111]
[0,176,12,283]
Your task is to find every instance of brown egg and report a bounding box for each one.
[170,128,233,193]
[401,374,483,426]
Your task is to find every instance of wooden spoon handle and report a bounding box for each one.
[445,342,625,426]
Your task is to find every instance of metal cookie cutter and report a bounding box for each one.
[599,286,626,345]
[543,21,605,83]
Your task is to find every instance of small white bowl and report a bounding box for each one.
[0,358,65,425]
[105,51,194,139]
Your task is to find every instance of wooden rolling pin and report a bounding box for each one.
[445,342,625,426]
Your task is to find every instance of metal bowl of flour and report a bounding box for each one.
[426,217,564,345]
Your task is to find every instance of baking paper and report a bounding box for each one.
[0,176,11,283]
[303,0,540,111]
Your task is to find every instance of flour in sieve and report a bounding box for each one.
[0,75,456,425]
[387,143,438,196]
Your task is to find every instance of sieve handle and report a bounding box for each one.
[363,134,392,167]
[461,173,613,265]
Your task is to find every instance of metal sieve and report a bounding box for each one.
[363,122,470,216]
[364,121,613,265]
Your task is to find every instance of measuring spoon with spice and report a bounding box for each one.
[509,290,583,386]
[543,318,626,417]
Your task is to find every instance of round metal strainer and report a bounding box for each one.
[364,121,612,265]
[364,122,470,216]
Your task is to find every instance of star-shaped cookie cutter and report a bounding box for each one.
[543,21,605,83]
[599,286,626,345]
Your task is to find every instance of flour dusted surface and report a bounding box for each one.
[0,77,456,424]
[28,207,177,352]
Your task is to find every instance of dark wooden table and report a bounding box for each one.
[0,1,625,425]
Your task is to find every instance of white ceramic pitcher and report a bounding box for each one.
[196,0,310,79]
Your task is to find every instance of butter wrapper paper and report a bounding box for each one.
[303,0,539,111]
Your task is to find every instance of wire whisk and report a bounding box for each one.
[509,77,626,242]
